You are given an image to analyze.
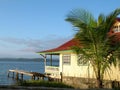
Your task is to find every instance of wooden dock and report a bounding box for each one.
[8,69,45,80]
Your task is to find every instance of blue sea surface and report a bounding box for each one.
[0,59,59,85]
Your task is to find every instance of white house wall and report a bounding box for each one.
[59,53,95,78]
[59,52,120,81]
[103,64,120,81]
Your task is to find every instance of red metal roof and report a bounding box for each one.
[39,38,80,53]
[108,18,120,42]
[116,18,120,21]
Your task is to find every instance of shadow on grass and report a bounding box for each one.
[16,80,74,88]
[14,80,120,90]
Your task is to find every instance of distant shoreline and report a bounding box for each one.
[0,58,59,62]
[0,58,43,62]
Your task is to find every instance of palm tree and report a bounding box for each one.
[66,8,120,88]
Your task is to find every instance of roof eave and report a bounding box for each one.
[37,50,74,55]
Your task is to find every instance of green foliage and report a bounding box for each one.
[66,8,120,88]
[17,80,73,88]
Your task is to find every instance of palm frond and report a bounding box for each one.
[105,8,120,32]
[66,8,96,27]
[66,8,120,86]
[98,14,106,26]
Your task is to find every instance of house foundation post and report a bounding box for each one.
[50,54,52,66]
[60,72,63,82]
[40,54,47,67]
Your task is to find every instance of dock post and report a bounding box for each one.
[7,71,10,77]
[37,77,39,80]
[41,76,44,80]
[42,77,44,80]
[21,74,23,80]
[16,72,19,80]
[12,72,14,78]
[32,75,35,80]
[31,76,33,80]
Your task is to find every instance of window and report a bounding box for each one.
[62,54,71,65]
[77,54,88,66]
[113,25,120,33]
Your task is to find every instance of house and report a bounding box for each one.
[37,18,120,88]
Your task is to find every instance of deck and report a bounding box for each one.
[8,69,62,82]
[8,69,45,80]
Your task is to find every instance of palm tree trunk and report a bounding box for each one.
[97,69,103,88]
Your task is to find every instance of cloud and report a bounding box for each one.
[0,37,41,47]
[20,37,72,52]
[0,36,72,53]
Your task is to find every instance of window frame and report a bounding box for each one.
[113,25,120,33]
[77,54,88,66]
[62,54,71,65]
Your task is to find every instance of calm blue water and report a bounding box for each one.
[0,59,59,85]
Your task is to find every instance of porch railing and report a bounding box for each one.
[45,66,59,74]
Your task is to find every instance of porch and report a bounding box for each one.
[40,54,61,79]
[45,66,61,79]
[45,66,59,74]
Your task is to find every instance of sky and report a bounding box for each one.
[0,0,120,58]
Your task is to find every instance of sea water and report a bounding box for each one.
[0,59,59,85]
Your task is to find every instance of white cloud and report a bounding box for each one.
[0,36,72,56]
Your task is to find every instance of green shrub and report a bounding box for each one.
[17,80,73,88]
